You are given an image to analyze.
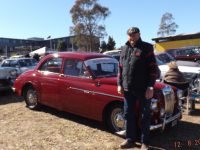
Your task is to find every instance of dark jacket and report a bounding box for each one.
[117,39,158,91]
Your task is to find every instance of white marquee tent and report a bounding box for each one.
[29,47,57,57]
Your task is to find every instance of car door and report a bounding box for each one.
[37,57,63,108]
[58,59,100,118]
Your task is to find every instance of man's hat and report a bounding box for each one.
[127,27,140,35]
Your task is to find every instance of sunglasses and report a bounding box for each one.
[128,33,139,37]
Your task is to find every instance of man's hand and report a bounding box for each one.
[117,86,124,94]
[145,87,154,99]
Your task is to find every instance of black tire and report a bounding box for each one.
[106,103,125,133]
[24,86,40,110]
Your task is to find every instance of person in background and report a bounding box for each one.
[164,61,186,83]
[117,27,158,150]
[33,53,40,61]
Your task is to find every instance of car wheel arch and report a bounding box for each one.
[22,83,41,110]
[22,83,34,97]
[102,100,124,132]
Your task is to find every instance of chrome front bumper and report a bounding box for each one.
[150,112,181,130]
[115,112,182,137]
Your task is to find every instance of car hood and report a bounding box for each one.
[98,77,173,91]
[98,77,118,86]
[176,60,200,67]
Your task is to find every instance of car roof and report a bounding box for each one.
[103,49,122,55]
[46,52,112,60]
[4,57,35,61]
[154,51,170,55]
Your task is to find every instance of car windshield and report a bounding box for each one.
[18,59,37,67]
[179,48,199,55]
[2,59,37,67]
[156,53,175,64]
[84,57,118,77]
[156,58,165,65]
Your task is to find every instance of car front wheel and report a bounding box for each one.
[106,104,125,132]
[24,86,39,110]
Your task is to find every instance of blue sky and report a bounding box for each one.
[0,0,199,48]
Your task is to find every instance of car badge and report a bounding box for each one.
[134,51,141,57]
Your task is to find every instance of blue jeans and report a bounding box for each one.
[124,90,151,144]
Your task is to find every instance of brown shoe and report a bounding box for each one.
[119,140,135,149]
[141,144,149,150]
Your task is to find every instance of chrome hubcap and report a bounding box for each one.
[27,89,37,107]
[111,107,125,131]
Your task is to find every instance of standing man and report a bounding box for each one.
[118,27,158,149]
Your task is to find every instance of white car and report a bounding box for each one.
[0,67,17,91]
[0,57,38,75]
[103,50,121,61]
[156,52,200,94]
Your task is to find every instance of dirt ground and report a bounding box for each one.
[0,92,200,150]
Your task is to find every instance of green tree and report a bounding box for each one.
[106,36,116,50]
[157,12,178,37]
[99,40,107,53]
[70,0,110,52]
[57,40,67,52]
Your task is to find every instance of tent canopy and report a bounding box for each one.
[29,47,46,57]
[29,47,57,57]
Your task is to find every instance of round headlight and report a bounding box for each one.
[193,77,200,93]
[151,98,158,111]
[160,108,165,117]
[10,69,17,77]
[177,89,183,99]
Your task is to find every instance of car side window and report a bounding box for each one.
[10,60,19,67]
[2,60,18,67]
[39,58,62,73]
[64,59,88,77]
[1,60,10,67]
[64,59,80,76]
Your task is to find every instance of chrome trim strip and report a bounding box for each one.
[162,86,175,115]
[69,87,123,99]
[150,112,181,130]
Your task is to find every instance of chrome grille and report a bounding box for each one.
[193,77,200,94]
[162,86,175,116]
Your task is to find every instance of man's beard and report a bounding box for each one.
[130,40,135,47]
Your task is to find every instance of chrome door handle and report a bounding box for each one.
[59,74,65,77]
[83,90,90,94]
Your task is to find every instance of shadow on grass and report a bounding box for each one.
[36,104,107,132]
[0,91,23,105]
[149,120,200,150]
[35,105,200,150]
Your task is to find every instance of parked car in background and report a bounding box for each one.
[156,51,200,67]
[0,58,38,76]
[0,67,17,91]
[156,52,200,94]
[0,56,7,63]
[13,52,182,132]
[166,46,200,63]
[103,50,121,61]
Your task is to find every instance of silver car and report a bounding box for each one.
[0,67,17,91]
[156,52,200,95]
[0,58,37,91]
[1,58,38,75]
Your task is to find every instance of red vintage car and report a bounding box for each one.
[13,52,182,132]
